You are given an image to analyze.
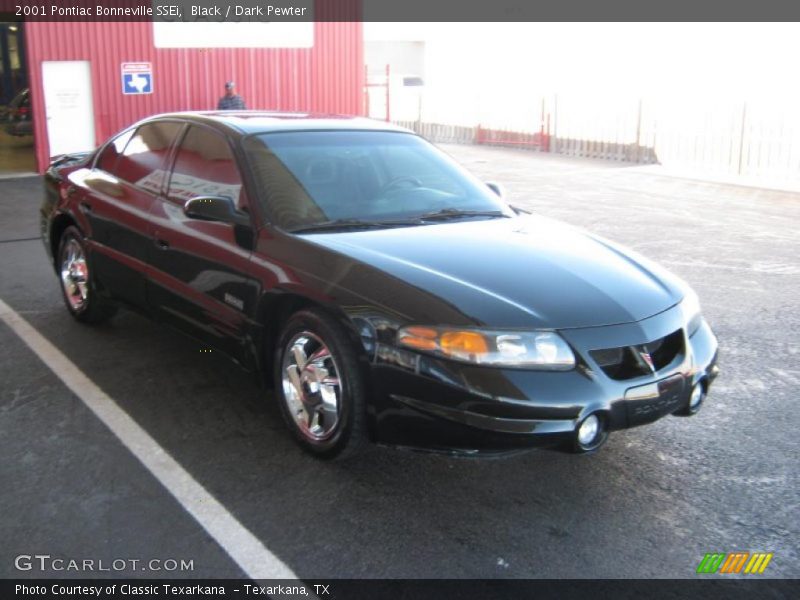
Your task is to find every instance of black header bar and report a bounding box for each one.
[1,578,796,600]
[3,0,800,22]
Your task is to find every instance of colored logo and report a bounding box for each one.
[696,552,773,574]
[121,62,153,95]
[123,73,151,94]
[639,350,655,372]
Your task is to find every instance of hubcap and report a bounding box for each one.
[281,331,342,442]
[60,238,89,311]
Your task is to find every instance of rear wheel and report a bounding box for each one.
[57,226,116,324]
[274,308,367,459]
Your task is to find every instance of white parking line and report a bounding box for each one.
[0,171,38,180]
[0,298,297,580]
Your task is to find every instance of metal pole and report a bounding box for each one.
[552,93,559,154]
[385,64,390,123]
[540,97,545,135]
[538,97,545,152]
[363,64,369,117]
[635,98,643,163]
[546,113,551,152]
[737,102,747,175]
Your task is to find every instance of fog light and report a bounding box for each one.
[689,383,705,409]
[577,414,600,446]
[672,380,708,417]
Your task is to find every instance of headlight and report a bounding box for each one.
[680,290,703,335]
[396,326,575,369]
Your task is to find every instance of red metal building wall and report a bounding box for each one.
[24,1,364,171]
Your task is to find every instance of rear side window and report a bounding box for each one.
[167,126,245,209]
[115,121,184,193]
[96,129,134,174]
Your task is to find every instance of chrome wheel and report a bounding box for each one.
[60,238,89,312]
[281,331,342,442]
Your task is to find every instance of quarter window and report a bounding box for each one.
[96,129,134,174]
[168,126,245,209]
[114,122,183,193]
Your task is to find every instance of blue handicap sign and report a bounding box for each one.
[122,72,152,95]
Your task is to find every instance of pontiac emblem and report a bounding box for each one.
[639,351,656,373]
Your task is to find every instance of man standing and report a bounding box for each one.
[217,81,246,110]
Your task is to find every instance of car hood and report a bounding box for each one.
[304,215,686,329]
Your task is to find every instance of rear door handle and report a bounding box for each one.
[79,201,92,212]
[155,238,170,250]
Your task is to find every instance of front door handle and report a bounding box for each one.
[155,238,170,250]
[79,201,92,212]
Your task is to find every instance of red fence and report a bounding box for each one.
[476,127,550,151]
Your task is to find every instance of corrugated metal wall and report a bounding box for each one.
[24,1,363,172]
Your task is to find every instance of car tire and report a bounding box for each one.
[274,308,368,460]
[57,226,117,324]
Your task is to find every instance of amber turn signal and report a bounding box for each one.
[440,331,489,356]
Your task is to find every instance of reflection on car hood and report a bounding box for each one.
[304,214,686,329]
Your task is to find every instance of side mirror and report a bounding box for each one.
[184,196,250,228]
[486,181,506,199]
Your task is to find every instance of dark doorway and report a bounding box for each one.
[0,22,35,176]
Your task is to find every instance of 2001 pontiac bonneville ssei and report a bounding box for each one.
[41,112,719,459]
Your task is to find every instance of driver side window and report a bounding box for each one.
[168,126,247,211]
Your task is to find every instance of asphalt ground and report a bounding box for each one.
[0,146,798,580]
[0,130,36,176]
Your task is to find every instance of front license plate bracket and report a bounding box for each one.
[624,374,687,426]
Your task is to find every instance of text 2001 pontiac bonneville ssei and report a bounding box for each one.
[41,112,719,459]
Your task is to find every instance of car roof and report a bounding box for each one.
[151,111,414,136]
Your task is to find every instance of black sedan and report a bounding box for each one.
[5,88,32,137]
[41,112,719,459]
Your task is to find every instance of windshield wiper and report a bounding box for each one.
[414,208,512,222]
[289,210,511,233]
[288,218,415,234]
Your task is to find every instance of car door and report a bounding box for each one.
[147,124,258,361]
[77,120,185,309]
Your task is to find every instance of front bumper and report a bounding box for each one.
[367,305,719,455]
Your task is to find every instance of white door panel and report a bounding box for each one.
[42,61,95,157]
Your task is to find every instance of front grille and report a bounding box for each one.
[590,329,684,380]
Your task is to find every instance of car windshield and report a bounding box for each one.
[243,130,514,232]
